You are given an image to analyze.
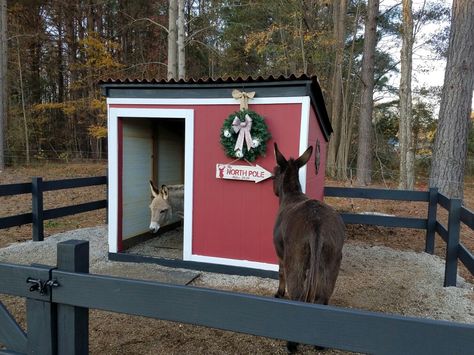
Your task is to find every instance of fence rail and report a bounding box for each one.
[1,240,473,355]
[324,186,474,287]
[0,181,473,286]
[1,184,474,353]
[0,176,107,241]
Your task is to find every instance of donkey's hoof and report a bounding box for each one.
[286,341,298,353]
[274,291,285,298]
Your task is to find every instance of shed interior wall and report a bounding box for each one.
[122,118,185,242]
[122,119,153,240]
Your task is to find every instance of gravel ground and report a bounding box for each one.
[1,226,473,354]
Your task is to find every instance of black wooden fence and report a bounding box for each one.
[1,240,473,355]
[0,176,107,241]
[1,179,473,287]
[325,186,474,287]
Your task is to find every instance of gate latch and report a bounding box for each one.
[26,277,59,295]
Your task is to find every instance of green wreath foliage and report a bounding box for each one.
[220,109,271,162]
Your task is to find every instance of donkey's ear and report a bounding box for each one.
[150,180,159,198]
[295,146,313,168]
[274,143,288,168]
[160,185,169,200]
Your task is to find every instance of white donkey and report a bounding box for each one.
[149,181,184,233]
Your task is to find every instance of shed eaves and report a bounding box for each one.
[100,74,332,139]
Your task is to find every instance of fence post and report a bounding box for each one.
[444,198,462,287]
[425,188,438,254]
[32,177,44,241]
[56,240,89,355]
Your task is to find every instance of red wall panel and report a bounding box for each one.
[305,107,327,201]
[112,102,325,265]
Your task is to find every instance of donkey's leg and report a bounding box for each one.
[286,341,298,353]
[311,298,329,351]
[274,259,286,298]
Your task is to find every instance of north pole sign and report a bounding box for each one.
[216,163,272,183]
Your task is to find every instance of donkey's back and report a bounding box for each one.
[276,197,344,304]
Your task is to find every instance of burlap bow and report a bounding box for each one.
[232,89,256,110]
[232,114,253,152]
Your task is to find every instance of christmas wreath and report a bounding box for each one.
[220,109,271,162]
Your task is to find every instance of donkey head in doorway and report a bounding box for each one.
[149,181,184,233]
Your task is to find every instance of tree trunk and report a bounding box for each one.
[336,1,360,180]
[399,0,415,190]
[0,0,6,170]
[356,0,379,186]
[429,0,474,199]
[16,37,29,165]
[327,0,347,178]
[168,0,178,80]
[177,0,185,79]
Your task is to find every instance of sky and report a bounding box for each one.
[379,0,473,111]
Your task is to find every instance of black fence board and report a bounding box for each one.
[0,302,27,353]
[43,200,107,220]
[0,350,26,354]
[26,299,56,355]
[460,207,474,230]
[56,241,89,355]
[458,243,474,275]
[0,263,51,300]
[0,213,32,229]
[437,193,450,210]
[0,183,31,197]
[436,222,448,243]
[340,213,427,229]
[425,188,438,254]
[51,270,474,355]
[324,186,429,201]
[42,176,107,191]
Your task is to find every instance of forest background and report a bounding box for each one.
[0,0,473,198]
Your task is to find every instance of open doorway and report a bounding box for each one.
[120,117,186,260]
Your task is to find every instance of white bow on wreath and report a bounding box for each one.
[232,114,253,152]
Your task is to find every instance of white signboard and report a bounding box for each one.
[216,163,272,183]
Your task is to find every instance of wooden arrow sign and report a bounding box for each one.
[216,163,272,183]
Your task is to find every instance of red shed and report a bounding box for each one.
[102,75,332,272]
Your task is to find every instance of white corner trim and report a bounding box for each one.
[298,97,311,193]
[187,254,279,272]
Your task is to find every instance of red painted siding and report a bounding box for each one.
[112,102,325,264]
[305,106,327,201]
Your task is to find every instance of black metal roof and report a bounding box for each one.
[100,74,332,139]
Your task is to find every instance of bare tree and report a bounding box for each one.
[16,37,29,165]
[177,0,185,79]
[336,1,361,181]
[327,0,347,178]
[356,0,379,186]
[0,0,6,170]
[168,0,178,80]
[430,0,474,199]
[399,0,415,190]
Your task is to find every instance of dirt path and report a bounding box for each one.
[0,226,472,354]
[1,164,473,353]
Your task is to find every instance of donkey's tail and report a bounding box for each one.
[303,233,324,303]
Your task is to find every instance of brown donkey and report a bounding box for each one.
[272,143,345,352]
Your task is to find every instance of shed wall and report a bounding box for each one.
[110,98,326,268]
[305,106,327,200]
